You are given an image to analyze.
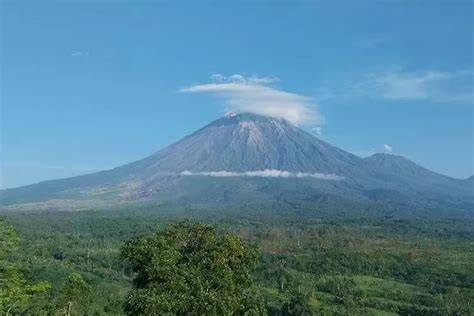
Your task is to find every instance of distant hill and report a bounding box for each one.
[1,113,472,217]
[364,153,471,195]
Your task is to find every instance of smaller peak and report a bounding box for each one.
[366,153,423,170]
[365,153,387,160]
[367,153,403,159]
[365,153,412,165]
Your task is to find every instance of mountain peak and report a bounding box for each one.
[224,111,238,118]
[140,110,363,176]
[365,152,464,183]
[204,112,294,133]
[225,112,286,121]
[365,153,424,172]
[366,153,408,162]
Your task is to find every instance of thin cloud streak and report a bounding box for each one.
[351,150,377,158]
[180,74,322,125]
[355,69,472,103]
[179,169,344,180]
[383,144,393,152]
[70,51,90,57]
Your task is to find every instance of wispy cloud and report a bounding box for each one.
[311,126,322,136]
[351,149,377,158]
[179,74,322,125]
[179,169,344,180]
[355,68,472,103]
[70,51,90,57]
[383,144,393,152]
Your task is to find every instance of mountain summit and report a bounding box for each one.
[1,113,472,216]
[137,112,364,174]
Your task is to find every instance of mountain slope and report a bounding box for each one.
[1,113,472,216]
[146,113,365,174]
[0,113,364,201]
[364,153,472,196]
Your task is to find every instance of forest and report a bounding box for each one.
[1,205,473,315]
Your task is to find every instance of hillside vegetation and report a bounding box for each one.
[1,207,473,315]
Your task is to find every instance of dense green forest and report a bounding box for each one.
[1,205,473,315]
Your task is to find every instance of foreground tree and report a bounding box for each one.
[56,272,91,316]
[0,218,50,314]
[121,221,266,315]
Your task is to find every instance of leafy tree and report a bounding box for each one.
[121,221,266,315]
[0,218,51,314]
[56,272,91,316]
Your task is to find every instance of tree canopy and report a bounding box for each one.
[0,218,50,315]
[121,221,266,315]
[56,272,91,316]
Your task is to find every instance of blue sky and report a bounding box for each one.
[1,0,473,188]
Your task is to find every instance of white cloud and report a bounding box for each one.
[383,144,393,152]
[179,169,344,180]
[351,149,377,158]
[356,68,472,102]
[70,51,90,57]
[180,74,321,125]
[311,126,322,136]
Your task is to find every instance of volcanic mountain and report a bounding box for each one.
[1,113,472,217]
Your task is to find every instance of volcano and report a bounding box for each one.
[1,113,472,217]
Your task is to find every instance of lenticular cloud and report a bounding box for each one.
[179,169,344,180]
[179,74,322,126]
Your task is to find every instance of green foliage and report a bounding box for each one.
[0,218,51,314]
[0,219,19,260]
[56,272,92,315]
[2,209,474,315]
[280,293,312,315]
[121,221,266,315]
[317,276,361,303]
